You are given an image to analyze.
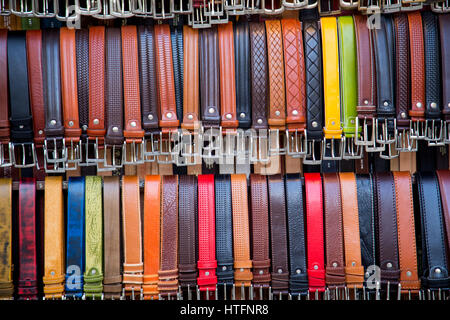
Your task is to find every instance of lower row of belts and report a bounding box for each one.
[1,171,449,300]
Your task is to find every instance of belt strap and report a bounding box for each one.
[417,172,450,290]
[104,28,124,146]
[87,26,106,141]
[323,173,345,288]
[0,31,8,145]
[122,175,143,295]
[182,26,200,130]
[84,176,103,298]
[265,20,285,129]
[43,176,65,299]
[103,176,122,299]
[339,172,364,289]
[60,27,81,143]
[304,172,325,293]
[137,25,159,132]
[437,170,450,263]
[268,174,289,295]
[281,19,306,131]
[250,174,271,287]
[285,174,308,296]
[18,178,37,300]
[155,24,179,133]
[122,26,145,142]
[171,25,184,122]
[143,175,161,300]
[392,172,420,293]
[214,175,234,285]
[249,22,268,130]
[374,173,401,287]
[197,174,217,291]
[66,177,85,299]
[440,15,450,120]
[0,178,12,299]
[75,29,89,139]
[231,174,252,287]
[178,175,198,288]
[218,22,238,129]
[234,20,251,129]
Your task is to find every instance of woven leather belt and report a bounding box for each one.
[0,31,10,168]
[234,20,251,129]
[440,14,450,143]
[171,24,184,123]
[0,178,12,299]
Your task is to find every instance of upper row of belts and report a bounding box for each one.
[1,11,450,173]
[2,0,449,26]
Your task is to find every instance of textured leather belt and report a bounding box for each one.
[197,174,218,293]
[122,176,143,298]
[234,20,251,129]
[440,15,450,136]
[437,170,450,259]
[143,175,161,300]
[392,171,420,295]
[182,26,199,131]
[0,30,10,167]
[268,174,289,297]
[43,176,65,299]
[0,178,12,299]
[171,24,184,123]
[304,172,325,295]
[18,178,38,300]
[84,176,103,299]
[103,176,122,299]
[417,172,450,293]
[323,173,345,292]
[285,174,308,297]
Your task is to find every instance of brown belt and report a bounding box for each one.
[0,30,8,148]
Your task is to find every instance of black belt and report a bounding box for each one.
[440,15,450,123]
[170,24,184,123]
[234,20,251,129]
[285,174,308,296]
[75,29,89,140]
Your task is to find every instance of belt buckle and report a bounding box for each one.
[282,0,308,9]
[340,0,359,8]
[305,0,318,8]
[302,139,322,165]
[431,1,450,13]
[225,0,245,14]
[358,0,381,11]
[219,127,236,168]
[322,136,343,160]
[231,283,254,300]
[43,137,67,172]
[0,0,10,15]
[381,0,401,12]
[77,0,102,15]
[206,0,229,24]
[10,0,33,16]
[177,129,201,166]
[172,0,193,14]
[396,127,418,152]
[143,132,160,162]
[131,0,153,16]
[375,118,397,145]
[286,129,308,158]
[84,137,104,165]
[424,119,445,146]
[262,0,285,14]
[342,136,363,159]
[157,130,178,164]
[410,119,427,140]
[65,139,82,171]
[318,0,341,15]
[55,1,81,22]
[249,129,270,164]
[0,142,13,167]
[354,117,376,146]
[201,126,221,168]
[400,0,424,11]
[122,139,145,165]
[444,121,450,144]
[97,144,123,172]
[92,0,115,19]
[33,0,57,17]
[152,0,175,19]
[268,128,286,156]
[188,3,212,28]
[235,128,251,166]
[110,0,135,18]
[243,0,262,13]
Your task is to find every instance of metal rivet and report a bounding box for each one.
[365,272,370,278]
[68,121,74,127]
[351,119,355,124]
[292,110,298,116]
[435,268,441,274]
[430,102,437,109]
[222,266,227,271]
[312,121,318,128]
[187,114,194,120]
[226,113,232,120]
[383,101,389,107]
[401,112,407,119]
[275,110,281,116]
[259,270,263,275]
[92,269,96,274]
[93,119,99,125]
[387,262,392,268]
[331,121,336,126]
[51,271,55,276]
[240,268,244,272]
[148,114,153,120]
[313,265,318,270]
[50,120,56,126]
[257,119,263,124]
[240,113,246,118]
[112,127,119,133]
[406,271,412,277]
[448,103,450,108]
[19,125,24,129]
[364,100,369,105]
[277,268,283,274]
[332,262,338,268]
[416,102,422,108]
[166,113,173,119]
[131,121,137,127]
[208,107,215,114]
[296,269,301,274]
[205,271,209,276]
[82,125,88,131]
[38,130,43,135]
[352,262,356,267]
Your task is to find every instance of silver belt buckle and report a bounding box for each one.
[322,136,344,160]
[143,132,159,162]
[131,0,153,16]
[235,128,251,168]
[219,127,236,165]
[243,0,263,13]
[268,129,286,156]
[431,1,450,13]
[157,131,178,164]
[424,119,445,146]
[225,0,245,14]
[110,0,135,18]
[0,142,13,167]
[400,0,424,11]
[12,142,36,168]
[207,0,228,24]
[302,139,322,165]
[318,0,341,15]
[342,136,363,159]
[286,128,308,158]
[354,117,376,146]
[43,137,67,173]
[172,0,193,14]
[1,0,10,15]
[304,0,318,9]
[65,139,82,171]
[410,119,427,140]
[444,121,450,144]
[340,0,359,8]
[122,139,145,165]
[188,3,212,28]
[262,0,285,14]
[381,0,401,13]
[201,126,221,168]
[33,0,56,17]
[358,0,381,12]
[177,129,201,166]
[282,0,308,9]
[152,0,174,19]
[10,0,33,16]
[55,0,81,22]
[84,137,103,165]
[97,144,123,172]
[375,118,397,145]
[93,0,115,18]
[77,0,102,15]
[395,126,418,152]
[249,129,270,164]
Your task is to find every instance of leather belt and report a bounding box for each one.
[374,173,401,296]
[392,171,420,294]
[250,174,271,292]
[84,176,103,299]
[231,174,253,293]
[339,173,365,292]
[178,175,198,293]
[304,172,325,295]
[171,24,184,123]
[197,174,218,293]
[0,30,10,167]
[103,176,122,299]
[43,176,65,299]
[285,174,308,297]
[323,173,345,291]
[437,170,450,261]
[0,178,12,299]
[214,175,234,286]
[143,175,161,300]
[440,15,450,128]
[122,176,143,297]
[18,178,38,300]
[417,172,450,291]
[75,29,90,145]
[268,174,289,297]
[234,20,251,129]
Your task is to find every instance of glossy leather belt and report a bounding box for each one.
[440,14,450,140]
[143,175,161,300]
[171,24,184,123]
[0,178,12,299]
[84,176,103,299]
[436,170,450,259]
[304,172,325,296]
[122,176,143,298]
[285,174,308,297]
[234,20,251,129]
[0,30,10,168]
[103,176,122,299]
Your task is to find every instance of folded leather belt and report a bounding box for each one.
[178,175,198,292]
[392,172,420,294]
[122,176,143,297]
[323,173,346,290]
[304,173,325,295]
[439,15,450,129]
[171,24,184,123]
[84,176,103,299]
[285,174,308,297]
[103,176,122,299]
[268,174,289,296]
[234,20,251,129]
[197,174,218,293]
[143,175,161,300]
[417,172,450,291]
[18,178,38,300]
[249,174,271,292]
[0,178,13,299]
[43,176,65,299]
[0,30,10,166]
[214,175,234,286]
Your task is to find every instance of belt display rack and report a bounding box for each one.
[0,0,449,303]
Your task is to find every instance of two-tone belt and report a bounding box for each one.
[0,31,10,168]
[0,178,13,299]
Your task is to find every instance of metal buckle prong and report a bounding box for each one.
[425,119,445,146]
[0,142,13,167]
[122,139,145,165]
[302,139,322,165]
[322,136,344,160]
[342,136,363,159]
[286,128,308,158]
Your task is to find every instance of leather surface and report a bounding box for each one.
[0,178,12,298]
[0,30,8,144]
[436,170,450,260]
[170,25,184,123]
[182,26,199,130]
[440,15,450,120]
[75,29,89,137]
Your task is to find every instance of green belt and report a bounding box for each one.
[21,17,40,30]
[0,179,13,299]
